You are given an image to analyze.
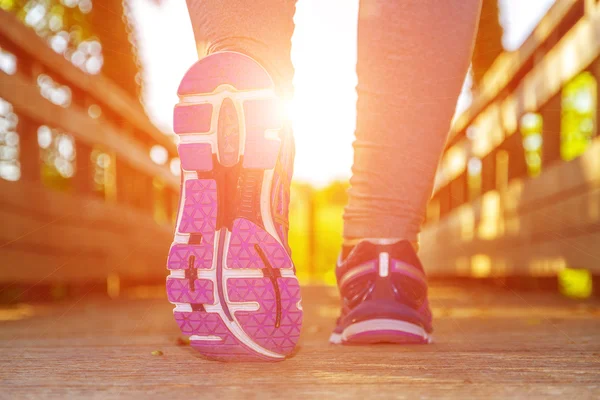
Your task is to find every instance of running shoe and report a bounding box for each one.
[330,240,433,344]
[167,51,302,361]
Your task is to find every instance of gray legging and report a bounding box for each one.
[185,0,481,245]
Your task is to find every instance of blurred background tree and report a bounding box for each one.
[0,0,141,98]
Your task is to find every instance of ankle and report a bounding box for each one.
[343,237,419,254]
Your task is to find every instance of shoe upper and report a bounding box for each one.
[334,240,433,333]
[270,125,295,254]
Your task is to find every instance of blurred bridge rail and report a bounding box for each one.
[420,0,600,293]
[0,7,180,299]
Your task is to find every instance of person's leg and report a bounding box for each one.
[332,0,481,345]
[343,0,481,245]
[168,1,301,361]
[185,0,297,99]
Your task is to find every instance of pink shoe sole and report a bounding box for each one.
[167,52,302,362]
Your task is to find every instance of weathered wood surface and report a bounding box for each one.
[1,283,599,399]
[0,179,173,283]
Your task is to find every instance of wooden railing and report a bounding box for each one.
[0,10,179,288]
[0,10,178,187]
[421,0,600,277]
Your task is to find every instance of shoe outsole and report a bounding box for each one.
[167,52,302,362]
[329,319,432,345]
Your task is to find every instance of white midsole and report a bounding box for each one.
[190,335,222,341]
[329,319,433,344]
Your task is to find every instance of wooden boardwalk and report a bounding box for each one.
[1,283,599,399]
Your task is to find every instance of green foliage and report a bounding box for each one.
[0,0,16,11]
[561,72,597,161]
[558,268,592,299]
[521,112,543,177]
[38,127,76,192]
[288,181,348,285]
[7,0,103,74]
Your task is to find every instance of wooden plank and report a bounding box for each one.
[0,243,169,283]
[0,180,172,283]
[0,179,173,237]
[0,209,170,270]
[422,231,600,277]
[0,284,598,398]
[0,249,108,282]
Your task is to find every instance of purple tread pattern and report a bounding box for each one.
[166,244,213,270]
[173,104,213,134]
[179,143,213,171]
[175,311,265,360]
[227,218,292,269]
[177,52,273,95]
[166,278,214,304]
[179,179,217,245]
[227,277,302,355]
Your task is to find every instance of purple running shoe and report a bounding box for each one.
[330,240,433,345]
[167,52,302,361]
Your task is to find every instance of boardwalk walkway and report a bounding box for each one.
[1,283,599,398]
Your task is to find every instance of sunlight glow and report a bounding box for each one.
[289,0,358,185]
[130,0,558,185]
[150,144,168,165]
